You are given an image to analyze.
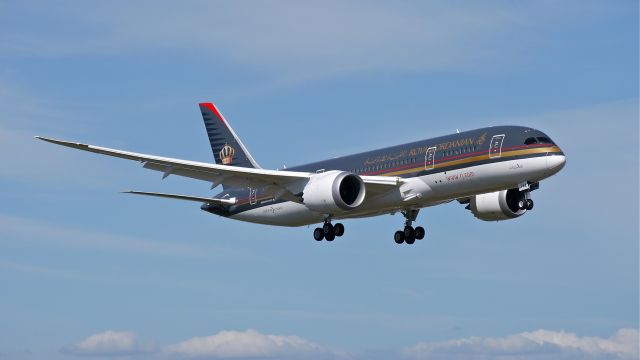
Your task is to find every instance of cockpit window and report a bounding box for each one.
[536,137,553,144]
[524,137,538,145]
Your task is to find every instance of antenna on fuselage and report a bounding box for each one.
[456,129,460,134]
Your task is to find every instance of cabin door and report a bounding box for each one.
[424,146,437,170]
[249,187,257,205]
[489,134,506,158]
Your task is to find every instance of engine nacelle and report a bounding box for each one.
[302,171,366,213]
[469,188,526,221]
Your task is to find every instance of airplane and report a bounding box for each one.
[36,102,566,244]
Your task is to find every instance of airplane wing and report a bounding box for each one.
[36,137,308,186]
[36,137,402,197]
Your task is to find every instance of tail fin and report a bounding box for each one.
[199,102,261,169]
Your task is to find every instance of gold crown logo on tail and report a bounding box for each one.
[219,144,235,165]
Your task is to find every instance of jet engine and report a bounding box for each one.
[302,170,366,213]
[469,188,526,221]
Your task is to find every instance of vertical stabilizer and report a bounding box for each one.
[199,102,261,169]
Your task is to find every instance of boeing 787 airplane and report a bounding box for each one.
[37,102,566,244]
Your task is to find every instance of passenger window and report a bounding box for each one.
[524,137,538,145]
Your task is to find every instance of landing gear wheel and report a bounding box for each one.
[518,199,527,210]
[526,199,534,210]
[394,231,405,244]
[414,226,425,240]
[404,226,415,239]
[325,232,335,241]
[333,223,345,237]
[313,228,324,241]
[404,226,416,244]
[322,223,334,235]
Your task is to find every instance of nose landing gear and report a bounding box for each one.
[394,209,425,245]
[517,181,536,211]
[518,198,534,211]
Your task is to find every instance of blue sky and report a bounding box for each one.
[0,1,638,359]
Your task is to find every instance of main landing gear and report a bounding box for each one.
[394,209,425,245]
[313,220,345,241]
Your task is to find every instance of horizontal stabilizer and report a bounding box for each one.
[123,190,236,205]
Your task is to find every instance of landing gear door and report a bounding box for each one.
[424,146,437,170]
[249,188,257,205]
[489,134,505,158]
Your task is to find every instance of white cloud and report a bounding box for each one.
[3,1,604,77]
[62,330,155,357]
[0,214,247,261]
[402,328,640,360]
[61,328,639,359]
[164,329,343,359]
[0,260,81,280]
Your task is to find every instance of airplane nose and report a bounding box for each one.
[546,154,566,171]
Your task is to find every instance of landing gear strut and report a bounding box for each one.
[313,219,345,241]
[394,209,425,245]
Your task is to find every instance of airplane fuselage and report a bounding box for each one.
[207,125,565,226]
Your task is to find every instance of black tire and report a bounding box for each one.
[518,199,527,210]
[334,223,345,237]
[404,226,415,239]
[405,234,416,244]
[394,231,405,244]
[414,226,425,240]
[325,232,335,241]
[313,228,324,241]
[526,199,534,210]
[323,223,334,235]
